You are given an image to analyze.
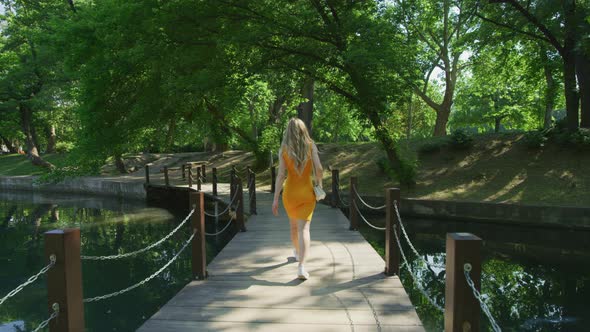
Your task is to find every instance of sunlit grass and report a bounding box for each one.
[0,153,69,176]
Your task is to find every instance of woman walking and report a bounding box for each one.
[272,118,323,280]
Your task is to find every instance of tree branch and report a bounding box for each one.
[488,0,563,53]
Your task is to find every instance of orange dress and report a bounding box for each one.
[282,149,316,221]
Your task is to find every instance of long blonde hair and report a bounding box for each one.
[281,118,313,174]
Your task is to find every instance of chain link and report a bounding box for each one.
[353,200,386,231]
[32,303,59,332]
[205,214,235,236]
[204,189,239,217]
[0,255,56,307]
[352,186,386,210]
[81,209,195,261]
[393,228,445,312]
[464,264,502,332]
[334,177,349,207]
[394,202,446,270]
[84,231,196,303]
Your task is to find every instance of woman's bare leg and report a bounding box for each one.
[289,218,299,258]
[297,219,311,265]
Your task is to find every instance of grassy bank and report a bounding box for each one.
[1,132,588,207]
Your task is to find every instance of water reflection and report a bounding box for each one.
[0,191,234,332]
[358,215,590,332]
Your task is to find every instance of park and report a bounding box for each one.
[1,1,589,331]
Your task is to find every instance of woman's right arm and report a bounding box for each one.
[272,147,287,216]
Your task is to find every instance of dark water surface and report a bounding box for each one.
[359,214,590,332]
[0,191,234,332]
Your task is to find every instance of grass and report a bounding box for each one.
[0,154,69,176]
[2,132,589,207]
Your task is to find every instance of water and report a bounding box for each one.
[358,214,590,332]
[0,191,234,332]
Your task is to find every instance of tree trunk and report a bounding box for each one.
[563,0,580,131]
[45,124,56,153]
[0,134,18,153]
[407,93,413,139]
[18,103,54,169]
[541,48,557,129]
[164,118,176,151]
[576,50,590,128]
[433,105,451,137]
[249,100,258,141]
[494,117,502,133]
[297,77,314,136]
[50,205,59,223]
[115,154,127,174]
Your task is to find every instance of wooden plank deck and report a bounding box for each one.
[138,192,424,332]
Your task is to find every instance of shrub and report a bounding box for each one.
[523,130,548,149]
[571,128,590,150]
[55,141,75,153]
[418,139,448,154]
[377,150,418,187]
[449,128,474,150]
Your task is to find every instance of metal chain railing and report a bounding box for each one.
[334,177,349,207]
[353,200,386,231]
[394,202,446,270]
[352,186,386,210]
[205,213,236,236]
[0,255,56,306]
[393,227,445,312]
[204,190,239,217]
[32,303,59,332]
[464,264,502,332]
[84,230,196,303]
[81,209,195,261]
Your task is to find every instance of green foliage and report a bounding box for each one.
[377,144,418,186]
[55,141,74,153]
[449,128,474,150]
[570,128,590,150]
[523,130,548,149]
[417,138,449,154]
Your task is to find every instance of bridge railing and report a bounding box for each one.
[336,174,501,332]
[1,177,247,332]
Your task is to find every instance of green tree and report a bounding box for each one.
[479,0,590,130]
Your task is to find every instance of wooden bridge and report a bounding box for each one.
[137,191,425,331]
[22,164,484,332]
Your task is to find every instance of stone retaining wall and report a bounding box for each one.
[329,193,590,230]
[0,176,146,200]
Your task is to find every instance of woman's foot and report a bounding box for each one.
[293,249,299,262]
[297,265,309,280]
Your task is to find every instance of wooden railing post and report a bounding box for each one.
[188,166,193,188]
[445,233,482,332]
[190,192,207,280]
[249,170,257,215]
[144,164,150,185]
[45,228,85,332]
[331,169,339,208]
[246,166,252,188]
[164,166,169,186]
[236,178,246,232]
[181,164,186,180]
[270,166,276,193]
[196,167,202,191]
[385,188,400,276]
[230,172,235,203]
[349,177,358,231]
[212,167,218,196]
[201,164,206,182]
